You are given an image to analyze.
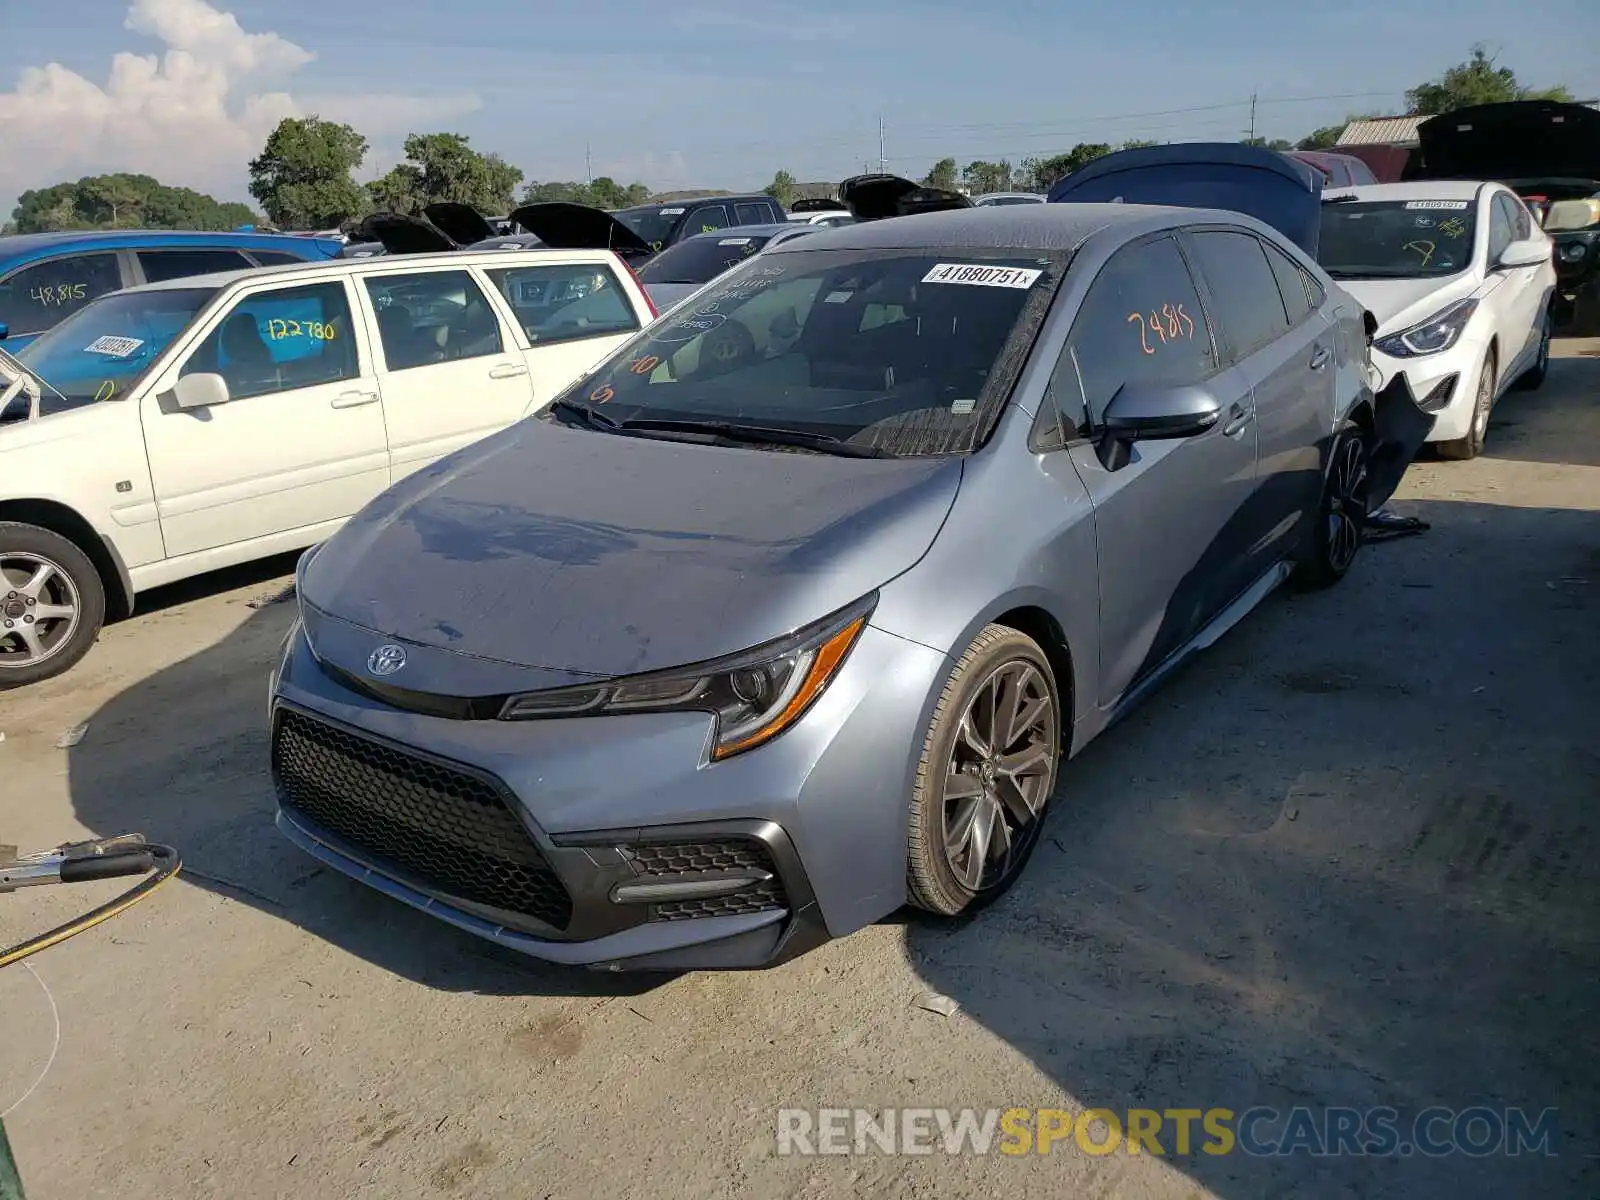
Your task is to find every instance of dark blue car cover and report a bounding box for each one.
[1047,142,1325,257]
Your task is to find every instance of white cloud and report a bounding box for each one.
[0,0,480,213]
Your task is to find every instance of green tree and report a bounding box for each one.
[922,157,959,190]
[765,169,798,208]
[1406,44,1574,115]
[249,116,370,228]
[10,175,261,233]
[1020,143,1113,191]
[962,160,1014,194]
[1242,137,1295,151]
[365,165,425,214]
[520,179,652,209]
[1118,139,1160,151]
[389,133,525,212]
[1297,124,1346,151]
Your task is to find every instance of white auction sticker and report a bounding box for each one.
[1404,200,1471,211]
[659,207,686,215]
[922,263,1042,289]
[719,237,752,245]
[84,335,144,358]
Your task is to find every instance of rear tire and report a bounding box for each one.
[1436,346,1496,461]
[907,625,1061,917]
[1291,420,1368,591]
[0,522,106,689]
[1513,314,1551,391]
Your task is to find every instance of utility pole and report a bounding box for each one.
[585,144,592,184]
[1247,90,1258,143]
[878,115,887,173]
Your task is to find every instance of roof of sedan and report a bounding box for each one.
[118,248,618,294]
[1324,180,1485,202]
[763,202,1217,253]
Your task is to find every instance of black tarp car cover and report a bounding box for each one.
[1046,142,1324,256]
[837,174,974,221]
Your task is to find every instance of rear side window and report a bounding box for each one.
[137,249,253,282]
[250,251,310,267]
[0,253,123,337]
[1185,230,1290,362]
[365,270,504,370]
[635,235,769,285]
[180,281,357,400]
[485,262,640,345]
[687,206,730,235]
[734,202,772,225]
[1056,236,1216,430]
[1261,240,1313,327]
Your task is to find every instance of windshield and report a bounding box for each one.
[16,286,218,412]
[549,248,1060,457]
[635,234,772,285]
[614,206,684,251]
[1319,200,1478,278]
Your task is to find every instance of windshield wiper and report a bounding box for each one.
[549,398,620,430]
[618,417,895,458]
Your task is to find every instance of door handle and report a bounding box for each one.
[488,362,530,380]
[1222,403,1253,438]
[1309,345,1331,371]
[330,390,380,409]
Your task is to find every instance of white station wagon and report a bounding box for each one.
[0,248,657,687]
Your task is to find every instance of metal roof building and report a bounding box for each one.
[1335,116,1425,148]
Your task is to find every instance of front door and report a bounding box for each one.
[358,267,535,481]
[1048,234,1260,705]
[142,277,390,559]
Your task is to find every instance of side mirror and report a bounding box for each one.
[1496,238,1550,270]
[1102,382,1223,442]
[173,372,232,410]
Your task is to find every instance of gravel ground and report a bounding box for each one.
[3,338,1598,1200]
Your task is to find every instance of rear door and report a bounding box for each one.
[1183,227,1331,576]
[0,251,127,347]
[733,200,775,226]
[481,256,646,409]
[682,205,731,239]
[1050,233,1259,703]
[142,276,389,559]
[1490,189,1546,373]
[356,265,534,481]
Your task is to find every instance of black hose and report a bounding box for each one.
[0,844,181,969]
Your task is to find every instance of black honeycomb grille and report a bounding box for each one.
[273,709,571,929]
[628,839,788,923]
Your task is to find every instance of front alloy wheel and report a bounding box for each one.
[1292,421,1368,590]
[908,625,1060,915]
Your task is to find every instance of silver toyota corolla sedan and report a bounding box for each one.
[269,202,1417,971]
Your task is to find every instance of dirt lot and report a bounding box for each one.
[3,341,1598,1200]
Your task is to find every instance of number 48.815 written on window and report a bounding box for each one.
[1126,303,1196,356]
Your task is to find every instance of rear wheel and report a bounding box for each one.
[907,625,1061,916]
[1436,347,1496,460]
[0,523,106,689]
[1513,313,1551,391]
[1292,420,1368,590]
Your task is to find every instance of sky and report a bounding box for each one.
[2,0,1597,217]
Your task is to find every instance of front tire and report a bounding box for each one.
[1436,346,1496,460]
[907,625,1061,916]
[1513,314,1551,391]
[1292,420,1369,591]
[0,523,106,689]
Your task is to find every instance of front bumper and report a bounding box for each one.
[268,616,949,970]
[1370,336,1486,445]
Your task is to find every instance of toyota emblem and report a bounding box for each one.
[367,644,407,677]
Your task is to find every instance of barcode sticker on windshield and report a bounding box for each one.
[823,290,853,304]
[719,237,752,245]
[922,263,1042,289]
[1404,200,1470,210]
[84,335,144,358]
[659,207,686,215]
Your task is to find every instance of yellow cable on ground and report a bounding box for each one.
[0,846,181,970]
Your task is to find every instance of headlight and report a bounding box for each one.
[499,595,875,760]
[1559,241,1589,263]
[1373,298,1479,358]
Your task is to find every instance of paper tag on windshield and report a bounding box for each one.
[922,263,1042,289]
[659,207,686,215]
[719,237,751,245]
[823,290,853,304]
[1404,200,1470,210]
[84,335,144,358]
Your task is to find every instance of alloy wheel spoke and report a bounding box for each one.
[995,775,1039,823]
[945,796,981,860]
[998,740,1051,780]
[32,603,75,623]
[957,711,990,759]
[17,561,56,600]
[11,622,46,661]
[943,770,983,802]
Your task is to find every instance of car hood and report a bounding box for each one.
[357,212,458,254]
[1410,101,1600,183]
[1335,273,1479,335]
[508,203,654,257]
[422,202,497,245]
[1048,142,1324,256]
[299,419,963,679]
[838,174,973,221]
